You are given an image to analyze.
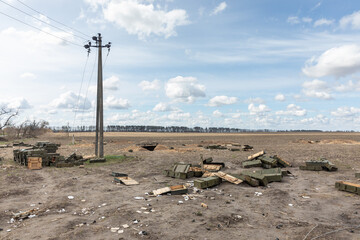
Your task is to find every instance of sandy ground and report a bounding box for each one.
[1,132,360,240]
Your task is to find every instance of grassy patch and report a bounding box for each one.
[84,155,134,167]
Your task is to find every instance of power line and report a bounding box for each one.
[72,54,90,129]
[0,11,83,47]
[0,0,89,41]
[15,0,91,39]
[80,52,97,127]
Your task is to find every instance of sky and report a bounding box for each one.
[1,0,360,131]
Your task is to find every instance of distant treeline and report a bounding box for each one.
[49,125,355,133]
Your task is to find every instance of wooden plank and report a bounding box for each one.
[203,164,222,171]
[214,171,243,184]
[247,150,265,161]
[153,187,171,196]
[114,176,139,185]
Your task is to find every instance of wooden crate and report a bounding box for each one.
[28,157,42,170]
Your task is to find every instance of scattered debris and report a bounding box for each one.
[299,158,337,171]
[201,203,208,208]
[67,196,74,200]
[111,227,120,232]
[12,209,38,221]
[336,181,360,195]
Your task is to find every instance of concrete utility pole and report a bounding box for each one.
[84,33,111,157]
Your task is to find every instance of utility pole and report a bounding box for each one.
[84,33,111,157]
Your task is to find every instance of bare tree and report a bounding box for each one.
[17,119,49,138]
[0,105,18,131]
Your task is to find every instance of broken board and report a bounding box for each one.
[214,171,243,184]
[114,176,139,185]
[247,150,265,161]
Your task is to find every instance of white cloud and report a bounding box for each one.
[50,91,92,110]
[276,104,307,117]
[139,79,161,91]
[302,79,333,100]
[274,94,285,101]
[300,114,329,125]
[334,80,360,92]
[287,16,300,24]
[244,97,265,104]
[104,76,119,91]
[167,112,191,121]
[102,0,189,39]
[302,17,313,23]
[331,106,360,117]
[153,102,177,112]
[211,2,227,16]
[302,45,360,78]
[287,16,312,24]
[165,76,206,103]
[340,11,360,29]
[248,103,270,115]
[208,95,237,107]
[0,97,32,109]
[314,18,334,27]
[213,110,223,117]
[105,96,130,109]
[20,72,36,80]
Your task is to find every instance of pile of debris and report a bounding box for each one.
[13,141,104,169]
[299,158,337,171]
[242,151,292,169]
[161,155,292,189]
[13,141,64,168]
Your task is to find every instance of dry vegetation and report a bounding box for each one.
[1,132,360,240]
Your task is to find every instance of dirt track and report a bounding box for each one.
[1,132,360,240]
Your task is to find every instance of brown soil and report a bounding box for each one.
[1,132,360,240]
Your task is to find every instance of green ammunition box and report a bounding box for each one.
[194,176,222,189]
[258,156,278,168]
[355,173,360,178]
[299,165,323,171]
[242,159,262,168]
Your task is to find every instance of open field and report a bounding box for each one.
[1,132,360,240]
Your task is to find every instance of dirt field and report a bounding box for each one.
[1,132,360,240]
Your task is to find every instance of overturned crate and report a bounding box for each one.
[335,181,360,195]
[299,158,337,171]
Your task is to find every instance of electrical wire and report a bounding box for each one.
[80,52,97,127]
[0,11,83,47]
[15,0,91,39]
[72,54,90,130]
[0,0,89,41]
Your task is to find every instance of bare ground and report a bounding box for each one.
[1,132,360,240]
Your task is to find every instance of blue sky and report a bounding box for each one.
[1,0,360,130]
